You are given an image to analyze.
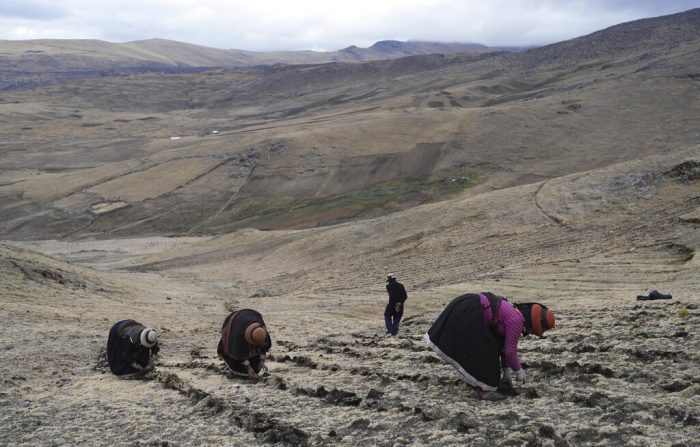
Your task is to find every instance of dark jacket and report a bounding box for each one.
[107,320,159,376]
[218,309,271,374]
[386,279,408,306]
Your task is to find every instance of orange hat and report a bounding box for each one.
[530,304,555,337]
[245,323,268,346]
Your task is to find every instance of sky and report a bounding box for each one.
[1,0,699,51]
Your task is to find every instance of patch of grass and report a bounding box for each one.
[206,173,476,232]
[228,196,298,221]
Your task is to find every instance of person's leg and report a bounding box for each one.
[118,372,144,380]
[391,311,403,336]
[249,356,262,374]
[479,389,506,401]
[384,304,393,334]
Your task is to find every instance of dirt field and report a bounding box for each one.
[1,147,698,446]
[0,248,698,446]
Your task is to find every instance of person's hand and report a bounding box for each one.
[146,358,155,371]
[395,303,402,312]
[514,369,527,384]
[259,358,269,374]
[243,360,256,378]
[502,367,513,384]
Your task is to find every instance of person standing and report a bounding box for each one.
[217,309,271,378]
[425,292,555,401]
[106,319,159,379]
[385,273,408,336]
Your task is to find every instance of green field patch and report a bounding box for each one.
[206,174,475,232]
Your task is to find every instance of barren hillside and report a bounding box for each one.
[1,9,699,239]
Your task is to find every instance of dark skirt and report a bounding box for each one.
[221,355,265,376]
[425,294,501,390]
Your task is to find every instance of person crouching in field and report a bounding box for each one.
[107,320,159,379]
[218,309,271,378]
[425,292,555,401]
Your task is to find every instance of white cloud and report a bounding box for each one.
[0,0,697,50]
[0,0,67,20]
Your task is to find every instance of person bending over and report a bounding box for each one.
[107,319,159,379]
[218,309,271,378]
[425,292,555,400]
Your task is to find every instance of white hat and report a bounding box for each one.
[140,328,157,347]
[387,273,396,281]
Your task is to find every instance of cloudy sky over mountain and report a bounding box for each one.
[1,0,698,50]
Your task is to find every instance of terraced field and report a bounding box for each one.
[94,299,700,446]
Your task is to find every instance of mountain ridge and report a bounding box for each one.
[3,8,699,91]
[0,37,508,90]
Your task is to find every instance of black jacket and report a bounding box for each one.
[107,320,159,376]
[217,309,272,375]
[218,309,271,361]
[386,279,407,305]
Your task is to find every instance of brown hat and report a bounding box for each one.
[244,323,268,346]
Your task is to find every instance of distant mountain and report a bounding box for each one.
[336,40,491,60]
[0,38,504,90]
[0,38,259,69]
[519,7,700,67]
[3,7,699,91]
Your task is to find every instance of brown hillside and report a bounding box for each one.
[1,9,699,238]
